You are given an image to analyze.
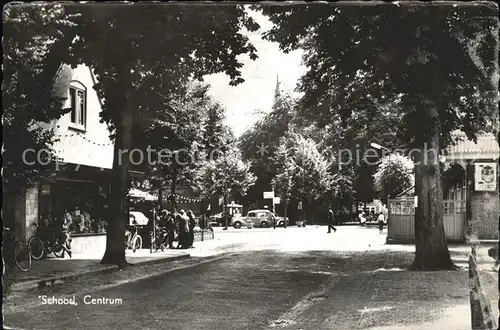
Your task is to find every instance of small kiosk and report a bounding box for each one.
[224,201,243,218]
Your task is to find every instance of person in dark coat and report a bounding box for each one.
[187,210,196,248]
[327,208,337,233]
[166,212,176,249]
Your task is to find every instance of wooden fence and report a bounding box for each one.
[387,198,466,243]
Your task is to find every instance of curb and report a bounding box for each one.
[10,254,190,292]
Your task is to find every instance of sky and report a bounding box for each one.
[203,10,306,137]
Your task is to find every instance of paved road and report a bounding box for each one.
[4,226,490,330]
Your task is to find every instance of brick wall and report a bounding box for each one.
[470,189,499,240]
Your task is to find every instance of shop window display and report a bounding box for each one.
[39,181,109,235]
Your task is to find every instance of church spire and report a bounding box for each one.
[273,75,281,105]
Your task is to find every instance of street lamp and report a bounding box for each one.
[370,142,390,152]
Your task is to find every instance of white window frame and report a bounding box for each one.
[68,81,87,131]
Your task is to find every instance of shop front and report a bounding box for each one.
[33,164,111,254]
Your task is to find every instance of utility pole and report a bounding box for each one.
[272,185,276,229]
[223,154,229,231]
[284,196,288,229]
[223,182,228,230]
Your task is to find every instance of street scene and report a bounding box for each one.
[3,2,500,330]
[4,226,498,330]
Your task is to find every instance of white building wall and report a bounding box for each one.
[45,64,114,169]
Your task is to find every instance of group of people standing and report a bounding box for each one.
[358,211,386,233]
[154,209,197,249]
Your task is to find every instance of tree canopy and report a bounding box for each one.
[258,3,497,145]
[373,154,415,203]
[3,4,78,191]
[197,145,257,199]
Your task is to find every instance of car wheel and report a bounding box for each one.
[261,221,268,228]
[278,221,284,227]
[233,222,242,229]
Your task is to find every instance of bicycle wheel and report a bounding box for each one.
[161,234,169,251]
[28,236,45,260]
[52,243,65,258]
[14,241,32,272]
[132,235,142,253]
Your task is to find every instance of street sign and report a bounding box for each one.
[273,197,280,204]
[263,191,274,199]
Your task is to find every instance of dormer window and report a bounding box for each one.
[69,81,86,131]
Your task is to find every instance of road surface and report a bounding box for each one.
[4,226,477,330]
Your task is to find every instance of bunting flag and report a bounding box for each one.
[34,122,113,146]
[167,192,202,203]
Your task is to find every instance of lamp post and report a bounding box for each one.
[272,184,276,229]
[222,153,229,231]
[370,142,391,152]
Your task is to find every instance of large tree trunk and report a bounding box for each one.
[101,104,134,266]
[410,106,455,270]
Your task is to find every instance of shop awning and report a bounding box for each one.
[43,162,147,183]
[128,188,158,201]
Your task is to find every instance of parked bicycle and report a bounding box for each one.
[125,224,142,252]
[4,227,31,272]
[28,223,71,259]
[149,226,170,253]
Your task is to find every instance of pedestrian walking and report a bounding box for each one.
[327,208,337,233]
[358,211,366,226]
[377,212,385,233]
[187,210,196,248]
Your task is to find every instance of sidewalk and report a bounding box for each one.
[5,248,190,292]
[5,231,245,293]
[279,250,474,329]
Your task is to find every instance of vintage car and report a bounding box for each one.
[232,209,289,229]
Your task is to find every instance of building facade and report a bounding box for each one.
[387,131,499,243]
[12,64,114,253]
[443,131,499,240]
